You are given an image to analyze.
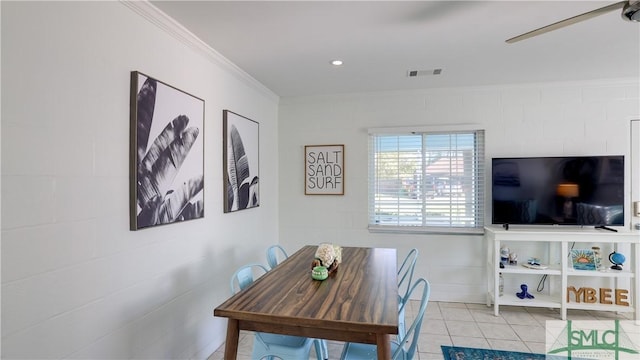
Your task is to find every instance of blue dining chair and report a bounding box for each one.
[229,264,327,360]
[397,248,418,339]
[339,278,431,360]
[265,245,329,358]
[230,263,269,294]
[266,244,288,269]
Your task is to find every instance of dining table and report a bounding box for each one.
[214,245,399,360]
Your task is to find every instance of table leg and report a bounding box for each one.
[223,319,239,360]
[376,333,391,360]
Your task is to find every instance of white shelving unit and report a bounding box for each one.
[485,225,640,320]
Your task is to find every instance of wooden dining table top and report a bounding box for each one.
[214,245,399,344]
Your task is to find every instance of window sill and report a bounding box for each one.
[367,225,485,236]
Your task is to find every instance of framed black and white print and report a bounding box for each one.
[223,110,259,213]
[130,71,205,230]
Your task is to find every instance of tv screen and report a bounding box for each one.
[492,156,624,226]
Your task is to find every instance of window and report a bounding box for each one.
[368,128,485,234]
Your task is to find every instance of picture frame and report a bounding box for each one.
[305,144,344,195]
[223,110,260,213]
[129,71,205,230]
[571,249,597,271]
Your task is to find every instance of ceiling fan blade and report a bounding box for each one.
[506,1,627,43]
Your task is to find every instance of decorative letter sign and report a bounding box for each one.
[305,145,344,195]
[567,286,629,306]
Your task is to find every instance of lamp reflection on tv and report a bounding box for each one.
[557,183,579,220]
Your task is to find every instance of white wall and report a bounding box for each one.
[2,2,639,358]
[278,80,640,303]
[1,2,279,358]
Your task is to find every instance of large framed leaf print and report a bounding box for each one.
[129,71,205,230]
[223,110,259,213]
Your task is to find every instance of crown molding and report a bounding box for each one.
[120,0,279,103]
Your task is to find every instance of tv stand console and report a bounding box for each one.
[485,225,639,320]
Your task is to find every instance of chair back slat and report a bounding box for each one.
[393,278,430,360]
[397,248,418,303]
[230,264,269,294]
[266,245,289,269]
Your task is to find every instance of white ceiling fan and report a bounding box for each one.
[506,0,640,43]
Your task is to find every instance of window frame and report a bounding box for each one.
[367,125,485,235]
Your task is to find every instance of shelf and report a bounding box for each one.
[486,226,638,320]
[497,293,561,309]
[566,268,635,278]
[484,225,640,244]
[499,264,561,276]
[566,302,635,313]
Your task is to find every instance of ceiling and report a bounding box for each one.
[152,1,640,98]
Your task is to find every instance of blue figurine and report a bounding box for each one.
[516,284,534,299]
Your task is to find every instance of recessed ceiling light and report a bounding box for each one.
[331,60,343,66]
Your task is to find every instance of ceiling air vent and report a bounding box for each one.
[407,69,442,77]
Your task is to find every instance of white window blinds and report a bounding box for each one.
[368,129,485,234]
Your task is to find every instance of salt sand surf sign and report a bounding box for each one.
[305,145,344,195]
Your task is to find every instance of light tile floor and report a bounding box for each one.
[208,301,634,360]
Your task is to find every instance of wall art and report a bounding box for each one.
[570,249,597,271]
[305,144,344,195]
[130,71,204,230]
[223,110,259,212]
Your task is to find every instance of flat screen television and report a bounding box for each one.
[492,156,624,226]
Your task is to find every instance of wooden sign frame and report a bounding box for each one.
[305,144,344,195]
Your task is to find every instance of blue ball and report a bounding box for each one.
[611,252,625,265]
